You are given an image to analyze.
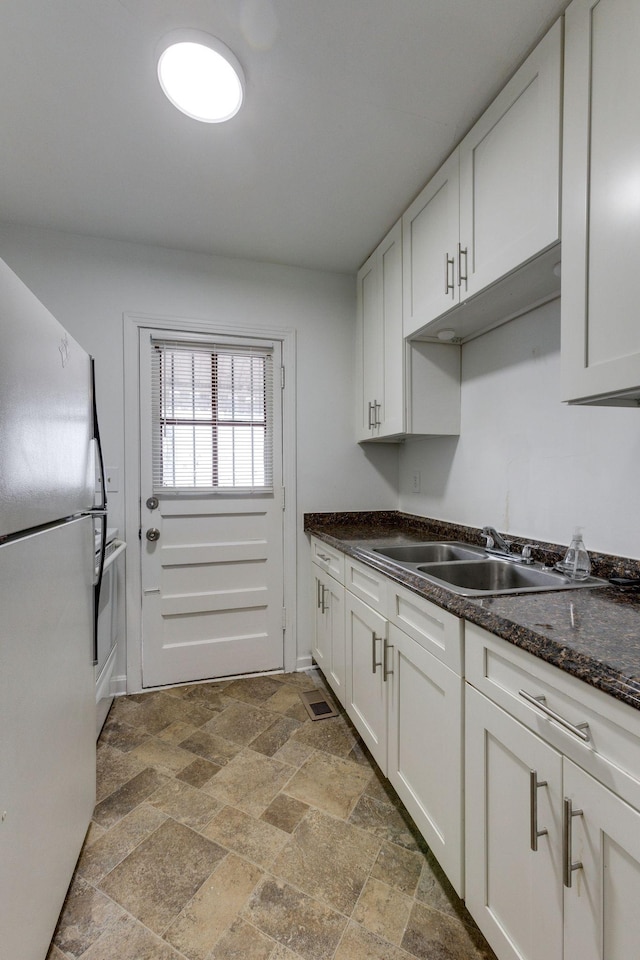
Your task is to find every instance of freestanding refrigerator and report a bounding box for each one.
[0,257,103,960]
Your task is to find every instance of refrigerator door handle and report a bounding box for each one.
[90,357,107,665]
[93,511,107,665]
[91,357,107,513]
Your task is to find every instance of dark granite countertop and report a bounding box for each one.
[304,511,640,713]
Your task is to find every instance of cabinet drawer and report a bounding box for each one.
[466,622,640,812]
[345,557,387,612]
[310,536,344,583]
[388,581,463,675]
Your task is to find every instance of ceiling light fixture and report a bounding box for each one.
[157,30,245,123]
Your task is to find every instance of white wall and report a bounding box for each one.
[399,298,640,560]
[0,224,398,675]
[8,223,637,679]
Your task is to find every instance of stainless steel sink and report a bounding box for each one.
[374,541,486,563]
[366,541,608,596]
[415,559,607,596]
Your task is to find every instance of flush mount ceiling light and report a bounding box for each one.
[157,30,245,123]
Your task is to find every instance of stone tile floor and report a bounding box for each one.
[48,671,497,960]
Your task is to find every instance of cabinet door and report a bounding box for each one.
[313,564,346,707]
[345,591,388,773]
[356,250,382,440]
[465,685,563,960]
[311,563,329,675]
[402,151,460,337]
[387,624,464,895]
[562,0,640,404]
[459,20,561,300]
[356,221,404,440]
[563,759,640,960]
[377,221,404,438]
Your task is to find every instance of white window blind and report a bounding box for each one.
[151,339,274,494]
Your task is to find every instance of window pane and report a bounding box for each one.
[152,342,272,493]
[217,425,265,487]
[161,424,214,487]
[163,351,213,420]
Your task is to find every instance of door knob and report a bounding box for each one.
[146,528,160,542]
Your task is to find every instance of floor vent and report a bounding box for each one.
[299,689,339,721]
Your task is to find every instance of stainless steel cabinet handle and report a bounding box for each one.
[320,584,329,614]
[146,527,160,542]
[563,797,583,888]
[372,634,383,674]
[368,401,374,430]
[458,243,468,289]
[519,690,590,743]
[316,579,322,609]
[317,553,331,563]
[529,770,548,851]
[445,253,455,294]
[383,637,394,682]
[374,401,382,428]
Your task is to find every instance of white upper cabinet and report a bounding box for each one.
[459,20,562,300]
[561,0,640,405]
[402,151,460,337]
[356,220,461,442]
[403,19,562,341]
[356,221,404,441]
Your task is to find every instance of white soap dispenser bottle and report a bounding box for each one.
[559,528,591,580]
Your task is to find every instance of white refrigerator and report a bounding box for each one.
[0,258,102,960]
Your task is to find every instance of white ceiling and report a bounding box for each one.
[0,0,570,274]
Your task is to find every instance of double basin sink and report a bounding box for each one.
[365,541,607,597]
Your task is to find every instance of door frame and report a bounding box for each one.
[123,311,297,693]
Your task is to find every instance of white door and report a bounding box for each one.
[139,329,284,688]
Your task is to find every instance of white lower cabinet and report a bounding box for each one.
[310,537,346,706]
[465,623,640,960]
[465,685,564,960]
[310,539,640,960]
[340,553,465,880]
[345,590,389,773]
[343,558,465,892]
[563,759,640,960]
[311,562,345,707]
[387,622,464,895]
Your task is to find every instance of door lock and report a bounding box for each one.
[146,527,160,542]
[146,496,159,511]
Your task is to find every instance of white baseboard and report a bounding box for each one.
[110,674,128,696]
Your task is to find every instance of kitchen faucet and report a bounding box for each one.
[481,526,534,564]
